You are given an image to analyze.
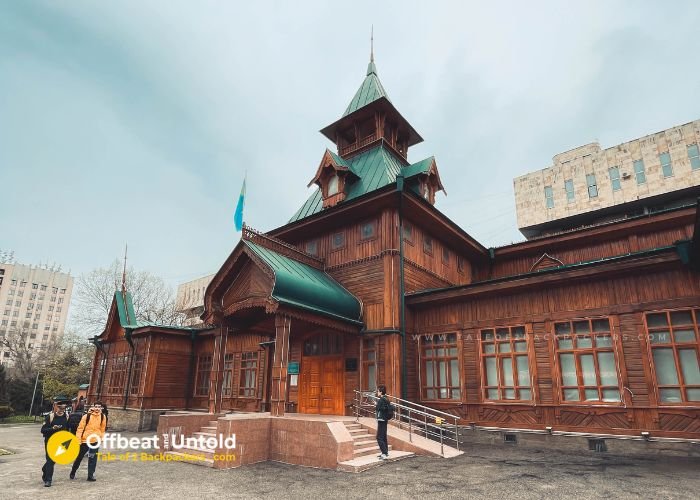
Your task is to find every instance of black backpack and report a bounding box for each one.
[385,401,395,421]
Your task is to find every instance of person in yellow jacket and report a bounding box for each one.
[69,401,107,481]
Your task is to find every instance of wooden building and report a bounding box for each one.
[88,56,700,439]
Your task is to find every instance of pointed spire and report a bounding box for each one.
[121,243,132,325]
[367,26,377,76]
[121,243,128,295]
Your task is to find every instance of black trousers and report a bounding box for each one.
[41,442,54,482]
[376,420,388,455]
[71,443,99,478]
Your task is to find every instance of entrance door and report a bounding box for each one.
[299,333,344,415]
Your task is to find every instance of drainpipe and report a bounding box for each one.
[91,337,108,400]
[123,329,135,410]
[488,247,496,279]
[397,174,408,399]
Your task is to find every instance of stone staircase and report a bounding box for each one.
[164,419,219,468]
[337,421,414,472]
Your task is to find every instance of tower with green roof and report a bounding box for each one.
[297,51,444,220]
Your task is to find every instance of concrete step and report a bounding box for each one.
[353,438,377,448]
[344,423,362,430]
[353,445,380,458]
[337,451,415,473]
[348,428,370,436]
[164,451,215,468]
[200,426,217,433]
[175,446,215,460]
[208,420,218,427]
[192,431,217,440]
[353,444,392,458]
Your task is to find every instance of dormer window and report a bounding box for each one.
[328,175,339,196]
[309,150,358,209]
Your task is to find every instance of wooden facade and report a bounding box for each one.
[88,57,700,439]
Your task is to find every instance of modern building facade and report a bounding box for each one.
[515,119,700,237]
[175,274,214,327]
[0,260,73,365]
[87,55,700,448]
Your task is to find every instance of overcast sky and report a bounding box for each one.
[2,0,699,290]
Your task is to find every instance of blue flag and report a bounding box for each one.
[234,177,246,231]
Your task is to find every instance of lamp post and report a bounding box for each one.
[27,345,49,417]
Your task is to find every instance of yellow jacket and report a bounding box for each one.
[76,409,107,444]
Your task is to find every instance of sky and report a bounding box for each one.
[1,0,700,290]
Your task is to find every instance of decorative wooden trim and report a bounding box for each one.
[307,148,353,188]
[530,253,565,272]
[222,297,277,317]
[275,306,360,334]
[242,225,324,270]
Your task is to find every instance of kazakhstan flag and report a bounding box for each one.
[234,177,246,231]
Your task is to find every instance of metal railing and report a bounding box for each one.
[352,390,460,456]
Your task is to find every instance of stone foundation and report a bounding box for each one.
[106,408,169,432]
[458,427,700,458]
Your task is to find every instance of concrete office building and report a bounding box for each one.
[0,258,74,364]
[175,274,215,326]
[515,119,700,237]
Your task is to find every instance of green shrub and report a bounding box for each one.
[0,405,14,419]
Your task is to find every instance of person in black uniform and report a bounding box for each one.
[40,395,71,487]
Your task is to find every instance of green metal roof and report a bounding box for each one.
[244,240,362,324]
[343,61,390,117]
[114,291,142,328]
[112,291,200,332]
[403,156,434,178]
[290,145,404,222]
[328,150,351,169]
[290,148,438,223]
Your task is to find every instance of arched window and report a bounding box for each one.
[328,174,339,196]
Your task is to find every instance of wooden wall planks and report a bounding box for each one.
[410,264,700,437]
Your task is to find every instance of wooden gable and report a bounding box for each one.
[221,260,274,314]
[530,253,565,272]
[100,295,125,343]
[204,242,277,322]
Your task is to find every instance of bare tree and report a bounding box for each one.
[71,259,185,337]
[0,327,52,381]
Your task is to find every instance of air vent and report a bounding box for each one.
[503,433,517,444]
[588,438,607,452]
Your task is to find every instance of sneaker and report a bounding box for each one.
[69,472,75,480]
[379,454,388,460]
[87,477,96,482]
[44,481,51,487]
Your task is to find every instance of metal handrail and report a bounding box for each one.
[384,393,460,421]
[352,390,460,455]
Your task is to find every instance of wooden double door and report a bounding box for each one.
[299,356,344,415]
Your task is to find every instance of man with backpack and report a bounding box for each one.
[375,385,393,460]
[40,395,71,487]
[70,401,107,481]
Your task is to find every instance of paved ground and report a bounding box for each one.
[1,423,698,499]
